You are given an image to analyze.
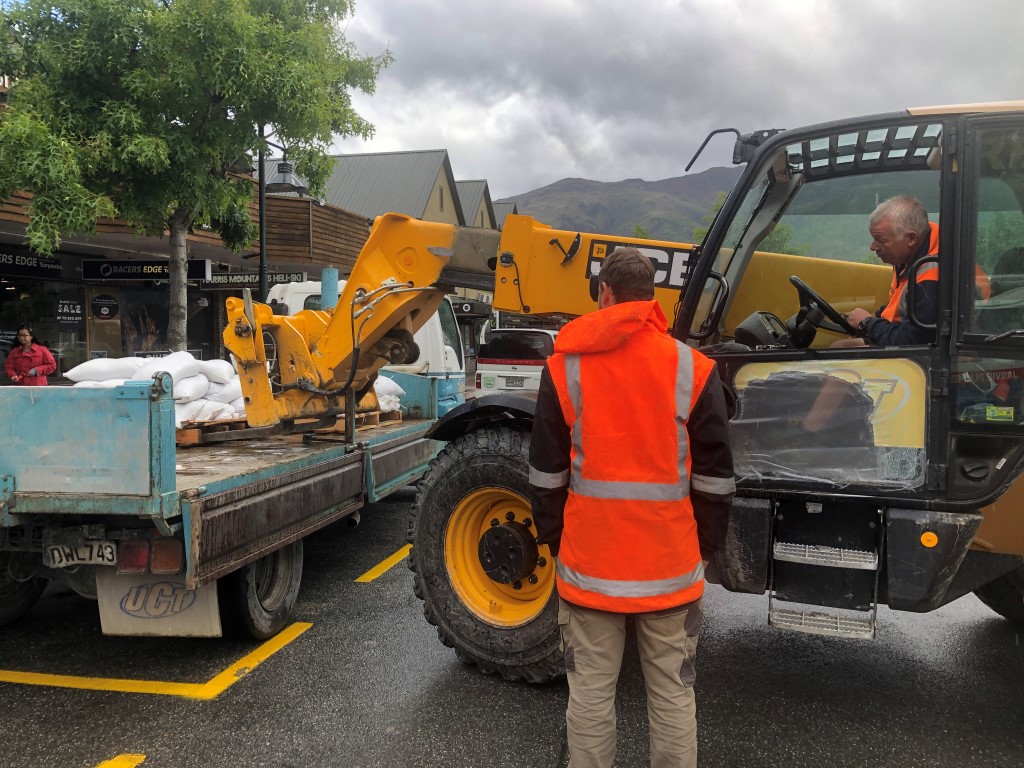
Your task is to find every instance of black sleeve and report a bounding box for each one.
[863,280,939,346]
[529,365,571,557]
[688,364,736,559]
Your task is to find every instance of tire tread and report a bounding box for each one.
[408,426,564,683]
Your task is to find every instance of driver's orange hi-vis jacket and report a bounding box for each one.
[927,221,991,300]
[879,224,941,324]
[528,300,735,613]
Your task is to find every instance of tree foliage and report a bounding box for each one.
[692,190,805,255]
[692,191,726,244]
[0,0,391,348]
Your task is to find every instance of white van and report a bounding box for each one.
[475,328,557,392]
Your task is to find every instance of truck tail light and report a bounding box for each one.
[151,538,184,574]
[475,372,481,389]
[117,539,149,574]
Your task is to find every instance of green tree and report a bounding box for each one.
[692,190,805,255]
[692,191,727,243]
[632,223,649,240]
[0,0,390,349]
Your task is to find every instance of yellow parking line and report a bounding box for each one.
[200,621,311,697]
[355,544,412,582]
[97,755,147,768]
[0,621,312,700]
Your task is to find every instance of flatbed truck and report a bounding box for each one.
[0,352,459,638]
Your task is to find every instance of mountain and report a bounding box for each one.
[497,166,742,243]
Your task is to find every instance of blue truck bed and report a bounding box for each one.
[1,371,441,589]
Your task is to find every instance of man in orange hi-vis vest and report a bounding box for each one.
[841,195,940,346]
[529,247,735,768]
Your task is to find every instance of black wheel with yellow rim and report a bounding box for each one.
[408,425,563,682]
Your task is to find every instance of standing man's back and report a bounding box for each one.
[529,247,735,768]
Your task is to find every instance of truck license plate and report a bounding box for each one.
[44,541,117,568]
[505,376,524,388]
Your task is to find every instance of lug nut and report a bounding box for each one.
[490,518,499,527]
[528,574,538,584]
[505,511,515,521]
[537,557,547,567]
[523,518,532,527]
[512,580,522,590]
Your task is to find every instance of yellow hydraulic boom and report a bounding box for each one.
[224,213,460,427]
[224,211,695,428]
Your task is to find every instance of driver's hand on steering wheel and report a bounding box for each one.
[844,307,872,326]
[832,307,872,348]
[831,307,872,347]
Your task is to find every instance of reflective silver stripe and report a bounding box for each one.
[691,473,737,495]
[571,476,688,501]
[897,263,939,318]
[566,353,586,491]
[673,340,693,496]
[556,559,705,598]
[529,466,569,489]
[562,344,696,501]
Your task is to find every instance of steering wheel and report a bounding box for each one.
[789,276,859,336]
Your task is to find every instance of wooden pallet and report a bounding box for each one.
[177,409,402,445]
[313,410,390,434]
[176,418,253,446]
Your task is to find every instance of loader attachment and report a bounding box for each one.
[224,213,497,428]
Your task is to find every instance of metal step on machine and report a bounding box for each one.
[767,501,884,640]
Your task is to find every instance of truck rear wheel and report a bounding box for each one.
[218,540,303,640]
[0,553,47,627]
[974,565,1024,626]
[408,426,563,683]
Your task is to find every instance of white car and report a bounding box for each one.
[475,328,557,393]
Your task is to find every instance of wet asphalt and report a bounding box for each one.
[1,488,1022,768]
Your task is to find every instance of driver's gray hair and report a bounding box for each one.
[869,195,930,239]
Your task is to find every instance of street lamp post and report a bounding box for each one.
[257,130,309,302]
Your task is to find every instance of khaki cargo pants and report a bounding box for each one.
[559,597,702,768]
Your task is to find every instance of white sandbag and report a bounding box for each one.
[206,377,243,404]
[197,358,235,384]
[71,379,127,389]
[65,357,144,383]
[134,351,200,384]
[374,375,406,399]
[378,394,401,413]
[174,400,206,428]
[173,374,210,403]
[192,400,234,421]
[230,397,246,417]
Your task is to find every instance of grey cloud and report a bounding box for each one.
[336,0,1024,198]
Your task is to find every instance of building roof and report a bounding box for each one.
[455,180,496,229]
[492,201,519,230]
[320,149,465,225]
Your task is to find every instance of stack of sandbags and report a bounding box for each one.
[374,375,405,413]
[63,356,146,388]
[65,351,248,428]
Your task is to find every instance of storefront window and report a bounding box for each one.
[0,276,86,380]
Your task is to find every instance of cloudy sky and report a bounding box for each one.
[333,0,1023,200]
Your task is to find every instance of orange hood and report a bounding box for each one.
[554,300,668,355]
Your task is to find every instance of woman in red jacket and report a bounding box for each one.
[5,326,57,385]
